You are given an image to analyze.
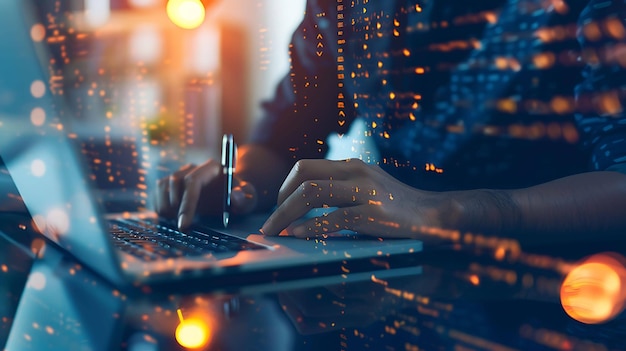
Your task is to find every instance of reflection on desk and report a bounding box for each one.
[2,226,626,351]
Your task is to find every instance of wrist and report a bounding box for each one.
[445,189,521,236]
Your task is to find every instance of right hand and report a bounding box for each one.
[154,160,258,230]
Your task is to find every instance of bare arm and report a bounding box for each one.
[448,171,626,245]
[261,160,626,247]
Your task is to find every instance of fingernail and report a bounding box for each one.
[178,214,186,229]
[260,225,273,236]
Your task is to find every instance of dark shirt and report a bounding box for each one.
[252,0,626,191]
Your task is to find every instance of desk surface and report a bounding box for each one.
[2,219,626,351]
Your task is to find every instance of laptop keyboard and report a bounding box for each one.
[108,218,266,261]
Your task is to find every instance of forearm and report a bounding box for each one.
[447,171,626,245]
[236,144,292,212]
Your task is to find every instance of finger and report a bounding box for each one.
[277,158,368,205]
[291,204,419,239]
[155,177,172,216]
[287,205,365,238]
[230,180,257,215]
[261,180,361,236]
[169,163,195,209]
[177,160,221,230]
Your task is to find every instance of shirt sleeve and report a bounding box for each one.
[574,0,626,174]
[249,0,355,166]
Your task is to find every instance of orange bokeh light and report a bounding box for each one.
[560,253,626,324]
[166,0,206,30]
[175,309,212,349]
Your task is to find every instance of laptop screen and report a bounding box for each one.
[0,0,124,283]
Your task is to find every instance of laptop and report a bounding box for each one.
[0,0,423,293]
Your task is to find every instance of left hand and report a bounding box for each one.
[261,159,450,240]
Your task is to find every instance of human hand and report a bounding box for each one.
[154,160,258,230]
[261,159,450,240]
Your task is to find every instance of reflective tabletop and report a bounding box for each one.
[2,215,626,351]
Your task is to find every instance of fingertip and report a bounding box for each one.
[260,226,275,237]
[178,214,188,230]
[169,177,180,208]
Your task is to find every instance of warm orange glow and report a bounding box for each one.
[552,0,569,14]
[166,0,206,30]
[604,17,626,40]
[533,52,555,69]
[497,98,517,114]
[583,22,602,42]
[175,314,211,349]
[550,96,573,114]
[562,123,579,144]
[494,57,508,70]
[30,24,46,42]
[560,253,626,324]
[598,91,623,116]
[508,58,521,72]
[484,12,497,24]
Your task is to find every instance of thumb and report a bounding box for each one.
[231,180,258,215]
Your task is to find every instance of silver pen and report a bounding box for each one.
[221,134,235,228]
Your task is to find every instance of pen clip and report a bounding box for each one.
[221,134,229,168]
[221,134,235,173]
